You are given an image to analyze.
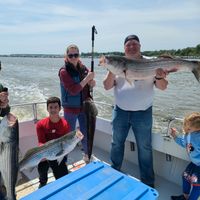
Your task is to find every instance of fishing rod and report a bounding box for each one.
[90,25,97,97]
[91,25,97,72]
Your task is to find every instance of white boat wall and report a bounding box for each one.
[15,102,190,199]
[94,117,189,185]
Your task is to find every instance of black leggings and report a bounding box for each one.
[38,156,68,185]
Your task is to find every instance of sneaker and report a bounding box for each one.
[83,154,90,164]
[171,194,186,200]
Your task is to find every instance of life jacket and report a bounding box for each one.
[59,62,89,108]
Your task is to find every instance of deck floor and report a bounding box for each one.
[16,145,182,200]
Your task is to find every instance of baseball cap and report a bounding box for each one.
[124,35,140,45]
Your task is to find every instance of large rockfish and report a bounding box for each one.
[19,130,83,171]
[0,114,19,200]
[99,55,200,83]
[83,98,98,160]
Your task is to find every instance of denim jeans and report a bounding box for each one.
[111,105,155,185]
[64,112,88,154]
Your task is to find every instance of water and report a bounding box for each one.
[0,56,200,133]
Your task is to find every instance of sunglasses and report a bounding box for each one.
[67,53,79,58]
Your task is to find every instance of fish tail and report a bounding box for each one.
[192,61,200,82]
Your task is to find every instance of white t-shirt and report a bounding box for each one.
[114,77,154,111]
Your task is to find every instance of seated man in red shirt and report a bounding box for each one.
[36,96,71,188]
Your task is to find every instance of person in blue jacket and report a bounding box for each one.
[170,112,200,200]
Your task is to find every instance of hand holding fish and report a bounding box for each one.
[99,55,106,67]
[7,113,17,127]
[154,68,169,90]
[0,91,9,108]
[19,129,84,171]
[155,68,168,79]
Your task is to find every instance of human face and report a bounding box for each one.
[47,102,61,116]
[67,47,79,66]
[124,39,141,59]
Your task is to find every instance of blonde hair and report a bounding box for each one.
[183,112,200,133]
[66,44,79,54]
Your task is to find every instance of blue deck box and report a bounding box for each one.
[20,161,158,200]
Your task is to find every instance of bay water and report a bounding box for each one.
[0,56,199,133]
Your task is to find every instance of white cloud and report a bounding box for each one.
[0,0,199,54]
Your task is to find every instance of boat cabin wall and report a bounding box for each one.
[94,118,189,186]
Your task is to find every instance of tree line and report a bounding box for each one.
[81,44,200,58]
[1,44,199,58]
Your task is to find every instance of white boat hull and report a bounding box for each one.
[18,117,189,186]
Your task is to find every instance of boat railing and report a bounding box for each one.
[10,101,46,122]
[162,117,184,141]
[10,101,113,122]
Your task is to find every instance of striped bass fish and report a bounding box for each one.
[0,114,19,200]
[83,98,98,160]
[19,130,83,171]
[99,55,200,83]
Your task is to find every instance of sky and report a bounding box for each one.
[0,0,199,54]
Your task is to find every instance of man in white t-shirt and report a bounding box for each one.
[103,34,168,188]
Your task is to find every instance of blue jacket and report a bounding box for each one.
[59,62,90,108]
[60,73,82,108]
[175,131,200,166]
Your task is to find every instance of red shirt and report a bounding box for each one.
[36,117,71,146]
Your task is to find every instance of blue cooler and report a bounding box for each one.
[20,161,158,200]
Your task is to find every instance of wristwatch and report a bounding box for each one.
[154,76,163,80]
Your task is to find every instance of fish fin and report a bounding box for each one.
[56,141,64,157]
[57,157,64,165]
[158,54,174,59]
[56,149,64,157]
[127,79,133,85]
[125,77,134,85]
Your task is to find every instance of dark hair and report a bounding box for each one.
[47,97,61,108]
[124,35,140,45]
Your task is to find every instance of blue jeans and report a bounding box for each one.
[64,112,88,154]
[111,105,155,185]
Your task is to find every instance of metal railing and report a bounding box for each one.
[10,101,113,122]
[163,117,183,140]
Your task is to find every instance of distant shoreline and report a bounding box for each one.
[0,54,64,58]
[1,44,199,59]
[0,54,199,59]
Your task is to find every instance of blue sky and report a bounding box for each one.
[0,0,199,54]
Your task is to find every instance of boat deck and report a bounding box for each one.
[16,145,182,200]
